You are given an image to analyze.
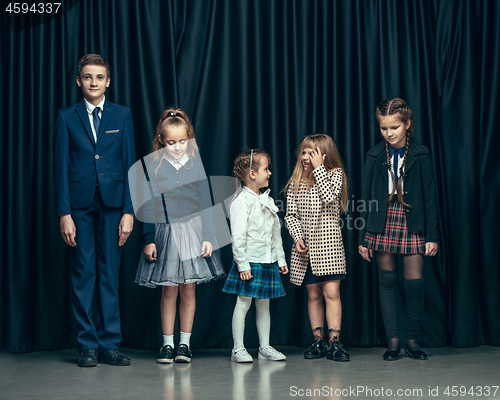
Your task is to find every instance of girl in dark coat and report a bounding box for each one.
[358,98,438,361]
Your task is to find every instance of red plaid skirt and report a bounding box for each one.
[363,201,426,254]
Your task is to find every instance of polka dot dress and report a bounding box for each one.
[285,166,346,286]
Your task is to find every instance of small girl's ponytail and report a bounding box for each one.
[229,149,270,207]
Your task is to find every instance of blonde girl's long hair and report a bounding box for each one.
[229,149,271,207]
[283,133,349,213]
[376,98,414,207]
[152,108,198,175]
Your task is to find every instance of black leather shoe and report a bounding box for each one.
[383,348,400,361]
[327,342,350,362]
[98,349,131,366]
[405,347,428,360]
[304,339,328,359]
[157,345,174,364]
[78,349,97,367]
[175,344,192,363]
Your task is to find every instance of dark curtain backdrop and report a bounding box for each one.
[1,0,498,353]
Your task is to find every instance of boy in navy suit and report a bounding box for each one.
[54,54,135,367]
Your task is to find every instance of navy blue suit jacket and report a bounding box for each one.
[54,98,135,215]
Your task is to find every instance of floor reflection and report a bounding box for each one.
[161,363,193,400]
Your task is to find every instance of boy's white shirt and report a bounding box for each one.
[230,186,287,272]
[84,95,105,142]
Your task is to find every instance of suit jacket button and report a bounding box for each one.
[406,209,410,213]
[95,155,100,159]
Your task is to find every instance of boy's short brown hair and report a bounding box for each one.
[77,54,110,78]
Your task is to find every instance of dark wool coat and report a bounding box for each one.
[358,140,439,245]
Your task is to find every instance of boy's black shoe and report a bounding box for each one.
[175,344,192,363]
[78,349,98,367]
[157,345,174,364]
[98,349,131,366]
[304,339,328,359]
[327,342,350,362]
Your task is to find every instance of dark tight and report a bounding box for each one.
[376,251,424,352]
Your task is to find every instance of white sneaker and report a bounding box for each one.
[258,346,286,361]
[231,348,253,363]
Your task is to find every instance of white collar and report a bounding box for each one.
[84,95,106,115]
[242,186,271,198]
[242,187,277,213]
[163,152,190,167]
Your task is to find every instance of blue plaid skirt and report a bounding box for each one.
[222,262,286,299]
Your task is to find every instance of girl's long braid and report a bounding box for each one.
[396,133,411,206]
[387,133,411,207]
[378,98,413,207]
[386,141,397,203]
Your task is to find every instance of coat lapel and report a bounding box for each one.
[76,100,95,145]
[97,100,112,143]
[404,153,417,173]
[375,151,389,185]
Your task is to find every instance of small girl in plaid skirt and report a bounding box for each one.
[223,149,288,363]
[358,98,439,361]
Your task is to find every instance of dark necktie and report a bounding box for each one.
[92,107,101,141]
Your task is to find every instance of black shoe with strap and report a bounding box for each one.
[98,349,131,366]
[383,348,400,361]
[304,339,328,359]
[78,349,98,367]
[327,342,350,362]
[405,347,428,360]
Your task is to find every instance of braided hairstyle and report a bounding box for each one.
[376,98,414,207]
[152,108,198,175]
[230,149,271,206]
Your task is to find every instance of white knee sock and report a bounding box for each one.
[180,331,192,348]
[163,335,174,347]
[255,298,270,349]
[232,295,252,349]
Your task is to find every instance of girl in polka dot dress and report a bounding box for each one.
[358,98,438,361]
[284,133,350,362]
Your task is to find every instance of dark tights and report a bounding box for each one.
[376,251,424,352]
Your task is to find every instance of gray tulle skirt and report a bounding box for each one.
[135,216,225,288]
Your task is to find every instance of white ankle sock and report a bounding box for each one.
[180,331,192,348]
[163,335,174,347]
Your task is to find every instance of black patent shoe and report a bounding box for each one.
[98,349,131,366]
[327,342,350,362]
[175,344,192,363]
[78,349,97,367]
[383,348,400,361]
[157,345,174,364]
[405,347,428,360]
[304,339,328,359]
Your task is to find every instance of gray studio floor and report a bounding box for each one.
[1,346,499,400]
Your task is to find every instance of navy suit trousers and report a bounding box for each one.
[70,187,123,352]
